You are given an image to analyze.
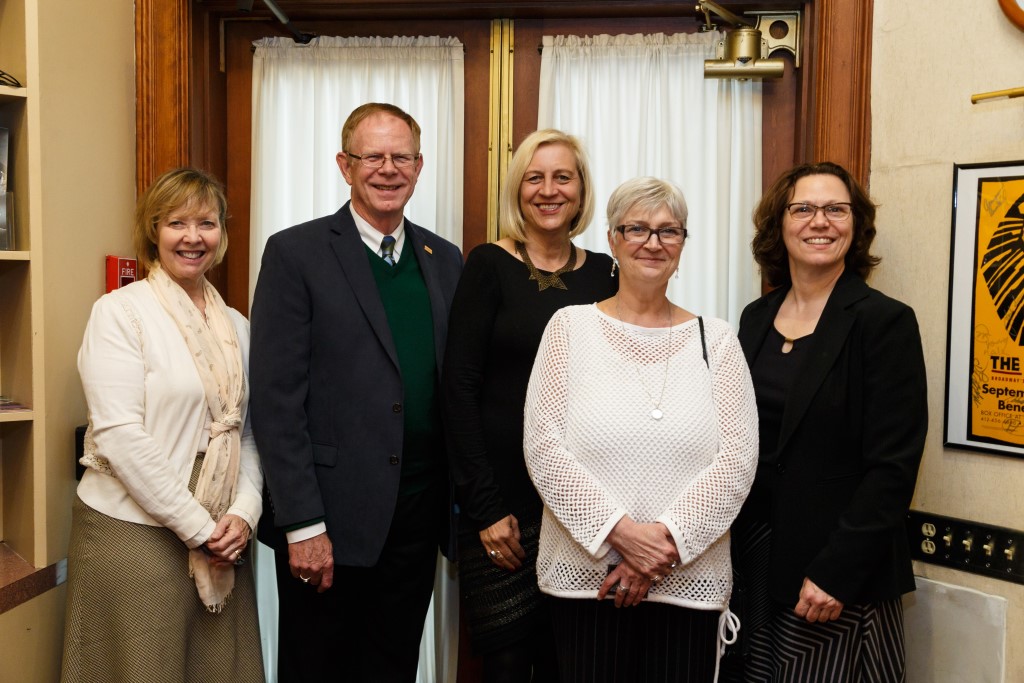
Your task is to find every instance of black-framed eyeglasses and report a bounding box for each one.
[785,202,852,222]
[344,152,420,169]
[615,224,688,245]
[0,69,23,88]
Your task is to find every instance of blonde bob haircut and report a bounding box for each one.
[606,176,689,235]
[499,129,595,243]
[133,167,229,271]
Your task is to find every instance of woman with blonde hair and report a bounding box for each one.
[444,129,617,681]
[61,168,264,681]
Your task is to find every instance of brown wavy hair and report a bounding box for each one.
[751,161,880,287]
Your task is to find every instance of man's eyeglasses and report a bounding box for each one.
[615,224,688,245]
[785,202,852,222]
[345,152,420,169]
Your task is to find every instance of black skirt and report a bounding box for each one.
[458,516,551,654]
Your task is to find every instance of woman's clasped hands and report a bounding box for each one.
[599,516,680,607]
[201,513,251,567]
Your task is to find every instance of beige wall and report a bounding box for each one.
[0,0,135,676]
[36,0,136,565]
[871,2,1024,679]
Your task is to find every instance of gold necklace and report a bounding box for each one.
[515,241,577,291]
[614,296,672,420]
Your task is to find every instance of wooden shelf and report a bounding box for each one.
[0,251,30,261]
[0,543,57,616]
[0,410,33,423]
[0,86,28,102]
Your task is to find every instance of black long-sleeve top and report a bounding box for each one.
[442,243,617,531]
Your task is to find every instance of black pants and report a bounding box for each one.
[275,483,444,683]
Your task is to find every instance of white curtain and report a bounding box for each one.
[538,33,761,324]
[249,34,464,683]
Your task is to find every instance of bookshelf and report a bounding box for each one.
[0,11,134,662]
[0,0,42,598]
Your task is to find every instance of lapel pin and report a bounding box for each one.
[424,245,433,255]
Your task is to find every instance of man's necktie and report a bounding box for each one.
[381,235,397,266]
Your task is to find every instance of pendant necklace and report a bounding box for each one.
[615,296,672,420]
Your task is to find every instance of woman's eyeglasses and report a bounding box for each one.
[615,224,688,244]
[785,202,852,222]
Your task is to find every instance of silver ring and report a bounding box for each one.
[652,575,662,583]
[234,549,242,559]
[489,550,498,558]
[300,575,310,583]
[669,561,678,570]
[619,584,630,592]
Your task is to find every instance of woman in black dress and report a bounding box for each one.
[443,129,616,682]
[726,162,927,682]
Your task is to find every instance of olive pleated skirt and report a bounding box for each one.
[60,495,264,682]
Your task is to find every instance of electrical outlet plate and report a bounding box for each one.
[906,510,1024,585]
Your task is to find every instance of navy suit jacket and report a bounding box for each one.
[250,202,463,566]
[737,271,928,605]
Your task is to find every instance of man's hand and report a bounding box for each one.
[289,532,335,593]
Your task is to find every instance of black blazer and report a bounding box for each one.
[737,271,927,605]
[249,203,463,566]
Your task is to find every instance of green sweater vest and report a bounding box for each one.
[366,244,444,494]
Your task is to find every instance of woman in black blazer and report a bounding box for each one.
[726,162,927,682]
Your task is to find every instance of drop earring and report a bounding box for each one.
[610,257,618,277]
[674,267,679,280]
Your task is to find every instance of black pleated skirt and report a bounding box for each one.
[549,597,719,683]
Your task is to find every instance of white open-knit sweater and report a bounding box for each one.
[524,304,758,611]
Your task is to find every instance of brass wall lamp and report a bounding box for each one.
[696,1,801,80]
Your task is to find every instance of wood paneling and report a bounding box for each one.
[135,0,191,194]
[803,0,874,185]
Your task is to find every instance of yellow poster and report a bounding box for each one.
[971,176,1024,446]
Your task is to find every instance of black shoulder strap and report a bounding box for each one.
[698,316,708,368]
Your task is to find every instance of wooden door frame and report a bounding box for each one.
[137,0,873,187]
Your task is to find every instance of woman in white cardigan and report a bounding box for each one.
[524,177,759,682]
[61,168,264,682]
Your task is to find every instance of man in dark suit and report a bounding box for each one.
[250,103,463,683]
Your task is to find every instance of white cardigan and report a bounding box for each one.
[524,305,758,611]
[76,279,263,548]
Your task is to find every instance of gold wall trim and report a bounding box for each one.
[486,18,514,242]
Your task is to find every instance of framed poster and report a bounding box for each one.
[945,160,1024,456]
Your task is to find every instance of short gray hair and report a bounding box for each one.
[606,176,688,230]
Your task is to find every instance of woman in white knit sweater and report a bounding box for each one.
[524,176,758,682]
[61,168,264,681]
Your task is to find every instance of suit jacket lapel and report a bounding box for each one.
[406,223,450,370]
[328,203,401,370]
[775,271,869,457]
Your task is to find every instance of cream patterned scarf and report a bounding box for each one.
[148,265,245,612]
